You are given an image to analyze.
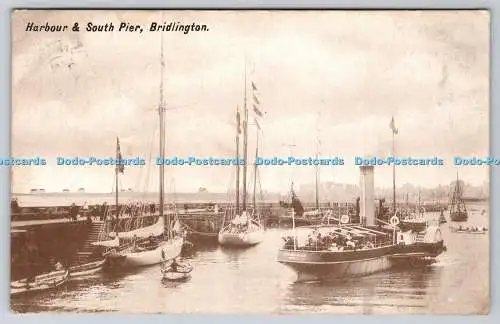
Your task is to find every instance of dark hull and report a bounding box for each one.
[277,241,445,282]
[186,231,218,244]
[450,211,468,222]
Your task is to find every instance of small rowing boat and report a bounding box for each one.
[161,259,193,282]
[11,270,69,296]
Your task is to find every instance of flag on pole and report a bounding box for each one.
[251,82,257,91]
[254,118,261,130]
[253,94,260,105]
[236,110,241,134]
[116,137,125,173]
[390,116,398,135]
[253,104,263,117]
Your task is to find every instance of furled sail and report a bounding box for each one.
[117,217,165,239]
[92,236,119,247]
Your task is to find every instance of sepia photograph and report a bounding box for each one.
[10,10,489,314]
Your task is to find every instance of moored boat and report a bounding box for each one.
[218,213,263,246]
[277,166,447,282]
[120,236,184,268]
[69,259,106,277]
[218,77,265,248]
[449,174,468,222]
[95,31,184,269]
[11,269,69,296]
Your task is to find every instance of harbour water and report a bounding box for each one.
[10,204,489,315]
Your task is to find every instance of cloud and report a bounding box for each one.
[11,10,489,192]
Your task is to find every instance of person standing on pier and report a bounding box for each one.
[70,203,79,221]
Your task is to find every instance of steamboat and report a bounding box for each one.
[277,166,446,282]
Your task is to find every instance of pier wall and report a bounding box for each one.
[11,220,92,281]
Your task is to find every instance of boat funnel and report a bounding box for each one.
[360,165,375,226]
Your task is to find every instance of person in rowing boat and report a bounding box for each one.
[54,261,64,271]
[171,258,179,272]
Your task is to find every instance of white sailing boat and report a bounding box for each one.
[95,32,183,268]
[218,74,264,247]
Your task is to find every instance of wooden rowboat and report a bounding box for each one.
[11,270,69,296]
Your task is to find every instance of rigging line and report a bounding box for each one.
[143,119,156,193]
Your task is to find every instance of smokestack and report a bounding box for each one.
[360,165,375,226]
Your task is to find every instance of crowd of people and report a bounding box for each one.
[63,201,160,222]
[282,227,384,252]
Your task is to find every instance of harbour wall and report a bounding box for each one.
[11,220,93,281]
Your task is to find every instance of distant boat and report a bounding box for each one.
[449,174,468,222]
[29,189,46,193]
[450,226,487,234]
[78,188,85,193]
[62,189,70,192]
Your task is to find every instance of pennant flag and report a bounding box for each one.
[251,82,257,91]
[253,105,263,117]
[116,137,125,173]
[253,94,260,105]
[389,116,398,135]
[254,118,261,130]
[236,110,241,134]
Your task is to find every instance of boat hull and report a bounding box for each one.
[218,229,263,247]
[11,270,69,296]
[450,211,468,222]
[120,237,183,268]
[162,272,191,282]
[186,231,219,244]
[277,241,445,282]
[69,259,106,277]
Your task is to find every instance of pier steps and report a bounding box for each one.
[69,221,104,267]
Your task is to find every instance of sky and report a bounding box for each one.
[11,10,490,193]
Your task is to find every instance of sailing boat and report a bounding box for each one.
[96,32,183,268]
[449,173,468,222]
[218,76,264,247]
[399,190,427,232]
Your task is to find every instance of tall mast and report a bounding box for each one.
[115,137,119,212]
[242,61,249,212]
[252,126,259,211]
[392,129,396,214]
[315,117,320,211]
[159,31,169,237]
[390,117,398,214]
[291,182,297,250]
[235,106,241,215]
